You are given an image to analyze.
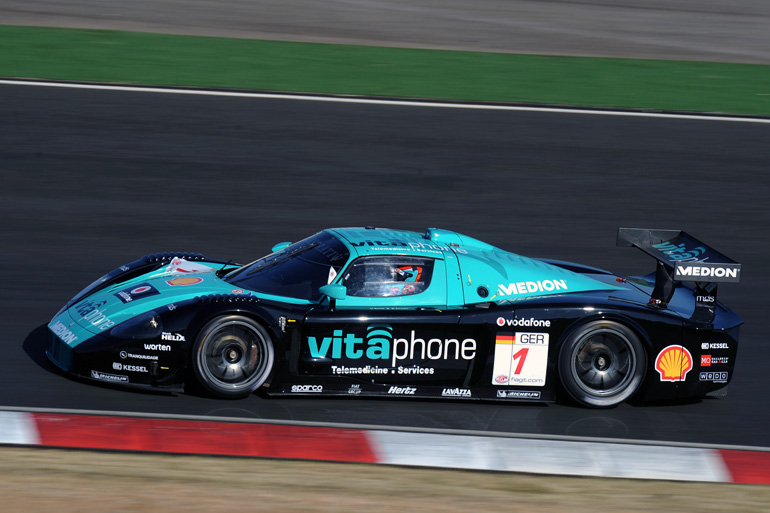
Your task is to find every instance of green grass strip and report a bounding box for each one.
[2,25,770,115]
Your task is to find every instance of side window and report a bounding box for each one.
[341,256,435,298]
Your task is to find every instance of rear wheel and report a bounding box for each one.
[193,315,274,399]
[558,320,646,408]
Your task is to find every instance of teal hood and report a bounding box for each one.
[49,259,243,346]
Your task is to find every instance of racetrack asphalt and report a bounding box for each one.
[1,82,769,448]
[2,0,770,64]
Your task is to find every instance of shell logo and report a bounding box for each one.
[655,345,693,382]
[166,277,203,287]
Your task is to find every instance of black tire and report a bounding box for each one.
[558,320,646,408]
[192,315,274,399]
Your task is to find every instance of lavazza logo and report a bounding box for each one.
[441,388,471,397]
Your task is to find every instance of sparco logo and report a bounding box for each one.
[388,386,416,395]
[496,317,551,328]
[161,332,185,342]
[291,385,323,393]
[701,342,729,350]
[441,388,471,397]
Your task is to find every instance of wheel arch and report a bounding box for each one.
[184,302,281,398]
[554,311,652,408]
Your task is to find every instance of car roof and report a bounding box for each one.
[326,227,618,302]
[327,227,500,259]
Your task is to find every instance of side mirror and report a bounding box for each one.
[271,241,292,252]
[319,284,347,300]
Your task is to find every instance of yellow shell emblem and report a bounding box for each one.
[655,345,693,382]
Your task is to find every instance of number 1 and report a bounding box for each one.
[512,347,529,375]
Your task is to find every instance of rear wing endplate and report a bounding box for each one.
[617,228,741,322]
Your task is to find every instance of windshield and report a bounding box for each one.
[225,232,350,301]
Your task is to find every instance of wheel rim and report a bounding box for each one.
[197,319,271,392]
[570,328,637,398]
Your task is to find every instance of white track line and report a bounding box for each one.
[2,79,769,124]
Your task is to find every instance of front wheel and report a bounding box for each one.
[192,315,274,399]
[558,320,646,408]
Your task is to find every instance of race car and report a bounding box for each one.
[46,227,742,408]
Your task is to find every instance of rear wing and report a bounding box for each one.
[617,228,741,322]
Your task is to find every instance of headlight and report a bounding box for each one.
[110,311,163,339]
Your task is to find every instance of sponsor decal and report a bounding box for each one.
[291,384,323,393]
[348,239,454,255]
[497,280,568,297]
[701,355,728,366]
[388,386,416,395]
[91,370,128,382]
[51,321,78,345]
[655,345,693,382]
[164,258,214,275]
[114,283,160,303]
[652,241,708,262]
[167,303,177,311]
[701,342,729,350]
[112,362,148,373]
[397,366,434,375]
[496,317,551,328]
[120,351,158,361]
[696,296,715,303]
[166,276,204,287]
[442,388,471,397]
[119,265,130,272]
[307,324,476,367]
[675,263,740,282]
[348,384,362,395]
[144,343,171,351]
[230,288,253,296]
[332,365,390,375]
[699,372,728,383]
[497,390,541,399]
[492,332,549,386]
[161,332,185,342]
[74,300,115,331]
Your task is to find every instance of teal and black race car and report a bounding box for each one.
[47,227,742,408]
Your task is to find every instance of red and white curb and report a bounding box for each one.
[1,411,768,484]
